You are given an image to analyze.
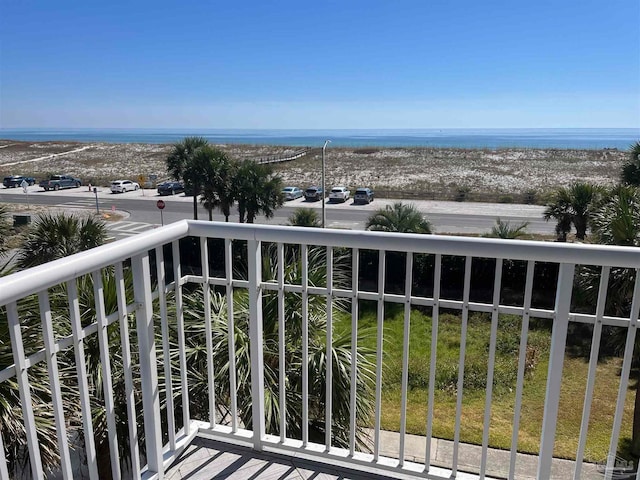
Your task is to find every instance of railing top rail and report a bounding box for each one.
[0,220,189,306]
[3,219,639,306]
[187,221,640,267]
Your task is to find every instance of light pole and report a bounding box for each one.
[321,140,331,228]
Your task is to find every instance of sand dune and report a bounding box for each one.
[0,140,627,202]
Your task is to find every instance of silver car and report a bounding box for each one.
[282,186,303,200]
[354,187,374,204]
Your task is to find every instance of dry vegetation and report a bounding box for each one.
[0,140,626,203]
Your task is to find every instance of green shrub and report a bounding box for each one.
[523,190,537,204]
[454,187,471,202]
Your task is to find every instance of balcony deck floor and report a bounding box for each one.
[165,437,406,480]
[165,433,611,480]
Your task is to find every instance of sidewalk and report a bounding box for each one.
[368,429,603,479]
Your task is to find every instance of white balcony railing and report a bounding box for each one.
[1,220,640,479]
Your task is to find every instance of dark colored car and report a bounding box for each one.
[353,187,374,204]
[304,186,324,201]
[39,174,82,191]
[157,181,185,196]
[3,175,36,188]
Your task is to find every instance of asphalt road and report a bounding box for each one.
[0,186,554,239]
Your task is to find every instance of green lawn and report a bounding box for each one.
[335,304,635,462]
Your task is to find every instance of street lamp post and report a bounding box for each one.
[321,140,331,228]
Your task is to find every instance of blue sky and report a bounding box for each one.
[1,0,639,129]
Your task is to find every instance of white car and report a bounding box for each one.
[111,179,140,193]
[329,186,350,202]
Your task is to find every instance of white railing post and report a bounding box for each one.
[537,263,575,478]
[324,246,334,451]
[132,253,164,476]
[92,271,122,480]
[114,263,141,478]
[38,291,73,479]
[68,279,100,480]
[7,302,44,479]
[200,236,216,427]
[248,239,266,450]
[0,431,8,480]
[172,240,190,433]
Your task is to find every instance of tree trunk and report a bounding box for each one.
[208,208,213,221]
[96,439,113,479]
[222,203,231,222]
[575,218,587,240]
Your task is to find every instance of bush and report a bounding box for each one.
[523,190,537,204]
[499,195,513,204]
[454,187,471,202]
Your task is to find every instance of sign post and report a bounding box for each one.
[156,199,165,226]
[93,187,100,214]
[138,175,147,196]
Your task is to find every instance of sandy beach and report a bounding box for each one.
[0,140,627,203]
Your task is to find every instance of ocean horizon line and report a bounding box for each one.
[1,127,638,150]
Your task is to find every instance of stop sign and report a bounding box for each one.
[156,200,165,210]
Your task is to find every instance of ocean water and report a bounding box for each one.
[0,128,638,150]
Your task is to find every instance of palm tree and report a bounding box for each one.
[198,147,237,222]
[365,202,432,234]
[0,297,70,477]
[234,161,284,223]
[176,244,375,449]
[590,185,640,247]
[287,208,321,227]
[577,185,640,455]
[0,234,114,477]
[16,213,108,269]
[621,141,640,186]
[166,136,209,220]
[543,183,600,241]
[544,197,573,242]
[486,218,530,239]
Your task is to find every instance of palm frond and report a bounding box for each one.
[366,202,432,234]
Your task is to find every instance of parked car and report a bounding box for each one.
[3,175,36,188]
[110,179,140,193]
[353,187,374,204]
[282,186,303,200]
[329,186,350,203]
[39,174,82,191]
[304,186,324,201]
[157,181,185,196]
